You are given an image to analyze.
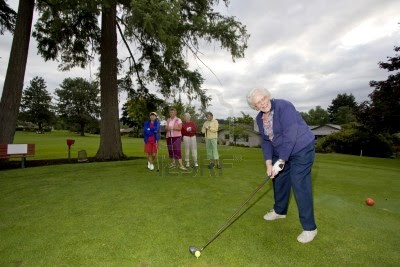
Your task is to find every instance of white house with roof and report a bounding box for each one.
[308,124,341,140]
[220,121,342,147]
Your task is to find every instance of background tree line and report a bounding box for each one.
[305,46,400,158]
[17,76,100,136]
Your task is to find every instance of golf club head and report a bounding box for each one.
[189,245,200,255]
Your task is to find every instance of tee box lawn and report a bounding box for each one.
[0,131,399,266]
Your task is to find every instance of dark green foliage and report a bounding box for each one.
[357,46,400,134]
[121,89,164,137]
[122,0,248,106]
[235,111,254,124]
[33,0,101,70]
[334,106,357,125]
[19,76,54,132]
[300,106,330,125]
[34,0,248,106]
[224,112,254,144]
[54,78,100,136]
[0,0,17,34]
[327,93,357,123]
[316,124,394,158]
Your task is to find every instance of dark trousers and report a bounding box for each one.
[272,142,317,231]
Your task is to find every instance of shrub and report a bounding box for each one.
[317,127,394,158]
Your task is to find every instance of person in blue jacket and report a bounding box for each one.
[247,88,317,243]
[144,112,161,171]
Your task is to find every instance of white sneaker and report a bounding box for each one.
[149,164,154,171]
[186,162,190,168]
[263,209,286,221]
[147,161,150,169]
[179,165,188,171]
[194,162,199,167]
[297,229,318,243]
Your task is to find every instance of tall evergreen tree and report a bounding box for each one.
[327,93,357,123]
[19,76,54,132]
[0,0,17,34]
[357,46,400,134]
[55,78,100,137]
[301,106,330,125]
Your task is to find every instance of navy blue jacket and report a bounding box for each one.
[144,119,161,143]
[256,99,314,161]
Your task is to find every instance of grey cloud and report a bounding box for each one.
[1,0,400,120]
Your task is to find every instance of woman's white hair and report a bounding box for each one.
[246,88,271,110]
[184,112,191,118]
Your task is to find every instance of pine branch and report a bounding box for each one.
[116,20,145,90]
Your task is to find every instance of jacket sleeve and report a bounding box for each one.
[144,121,152,136]
[278,102,298,161]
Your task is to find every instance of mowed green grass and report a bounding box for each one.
[10,130,146,159]
[1,131,399,266]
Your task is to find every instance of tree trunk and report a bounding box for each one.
[80,122,85,136]
[96,3,124,160]
[0,0,35,144]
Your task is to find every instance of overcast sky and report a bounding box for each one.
[1,0,400,119]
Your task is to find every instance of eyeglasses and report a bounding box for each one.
[255,96,268,107]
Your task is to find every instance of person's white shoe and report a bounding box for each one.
[194,162,199,167]
[149,164,154,171]
[297,229,318,243]
[168,162,176,168]
[263,209,286,221]
[147,161,151,169]
[186,162,190,168]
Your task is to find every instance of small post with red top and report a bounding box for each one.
[66,139,75,159]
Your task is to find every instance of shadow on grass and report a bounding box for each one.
[0,156,145,171]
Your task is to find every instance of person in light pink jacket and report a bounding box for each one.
[166,107,187,170]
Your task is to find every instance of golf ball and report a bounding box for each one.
[195,251,201,258]
[365,198,374,206]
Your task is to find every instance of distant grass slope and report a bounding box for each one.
[0,131,399,266]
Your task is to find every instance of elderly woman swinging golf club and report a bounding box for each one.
[247,88,317,243]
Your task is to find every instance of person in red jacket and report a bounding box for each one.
[181,113,198,168]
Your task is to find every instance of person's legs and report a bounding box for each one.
[205,139,214,168]
[211,139,219,160]
[205,139,213,161]
[272,160,292,215]
[290,142,317,231]
[191,136,198,166]
[183,136,190,165]
[167,137,176,166]
[172,137,186,169]
[148,153,153,164]
[208,139,220,167]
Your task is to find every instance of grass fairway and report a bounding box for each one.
[1,132,399,266]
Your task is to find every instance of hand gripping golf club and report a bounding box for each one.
[189,176,271,258]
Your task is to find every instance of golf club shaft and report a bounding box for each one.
[201,177,270,251]
[156,140,160,171]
